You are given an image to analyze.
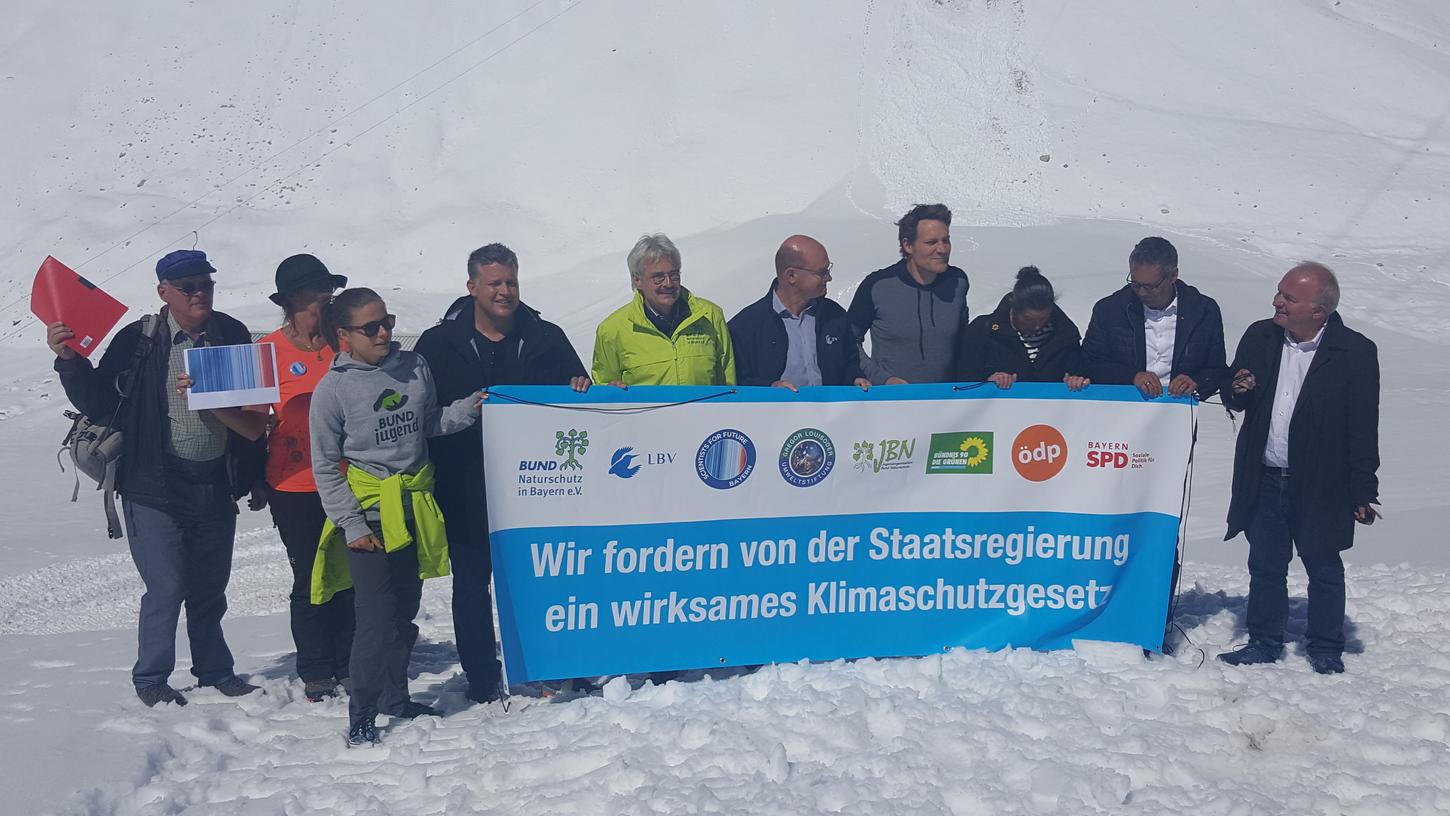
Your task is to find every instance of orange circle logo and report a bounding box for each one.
[1012,424,1068,482]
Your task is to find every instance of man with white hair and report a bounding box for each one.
[1219,262,1380,675]
[592,233,735,386]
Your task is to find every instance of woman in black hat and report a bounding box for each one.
[244,254,355,701]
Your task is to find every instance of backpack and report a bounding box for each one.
[57,314,161,539]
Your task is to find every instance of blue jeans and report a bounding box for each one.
[122,468,238,689]
[1244,468,1346,657]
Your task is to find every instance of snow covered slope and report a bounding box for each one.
[2,0,1449,813]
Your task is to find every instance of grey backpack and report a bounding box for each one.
[58,314,161,539]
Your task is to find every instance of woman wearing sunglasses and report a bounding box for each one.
[308,287,481,746]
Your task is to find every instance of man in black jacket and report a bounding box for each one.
[415,243,589,702]
[729,235,869,390]
[1073,237,1229,399]
[1218,263,1379,675]
[48,250,265,707]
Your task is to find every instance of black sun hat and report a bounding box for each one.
[269,254,348,306]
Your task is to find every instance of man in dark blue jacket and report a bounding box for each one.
[728,235,869,390]
[415,243,589,703]
[1073,236,1229,399]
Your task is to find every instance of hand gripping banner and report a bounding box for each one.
[481,383,1196,685]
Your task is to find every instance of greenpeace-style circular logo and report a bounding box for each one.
[1012,424,1068,482]
[778,428,836,487]
[696,429,756,489]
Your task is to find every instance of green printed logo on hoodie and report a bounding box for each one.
[373,389,410,412]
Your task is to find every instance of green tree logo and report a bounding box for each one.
[555,429,590,470]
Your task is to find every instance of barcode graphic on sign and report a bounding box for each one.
[189,343,278,393]
[183,343,279,411]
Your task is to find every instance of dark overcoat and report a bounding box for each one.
[1223,313,1380,553]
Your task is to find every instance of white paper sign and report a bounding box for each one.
[184,342,280,410]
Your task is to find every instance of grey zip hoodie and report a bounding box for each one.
[309,343,478,543]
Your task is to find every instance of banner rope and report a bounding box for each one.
[482,388,737,415]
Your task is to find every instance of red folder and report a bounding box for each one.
[30,256,129,358]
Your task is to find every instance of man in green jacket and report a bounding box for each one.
[592,233,736,386]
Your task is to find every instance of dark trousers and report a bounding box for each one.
[269,488,354,683]
[447,521,503,689]
[122,462,238,689]
[1244,468,1347,657]
[347,522,423,726]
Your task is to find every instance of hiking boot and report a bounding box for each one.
[466,680,503,705]
[1217,642,1284,666]
[391,700,439,719]
[1309,654,1345,675]
[137,684,188,708]
[209,675,260,697]
[346,718,380,746]
[304,679,339,702]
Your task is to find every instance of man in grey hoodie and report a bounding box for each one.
[310,289,479,745]
[847,203,971,384]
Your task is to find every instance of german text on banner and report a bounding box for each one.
[481,383,1195,685]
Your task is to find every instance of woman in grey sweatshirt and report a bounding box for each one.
[310,288,479,746]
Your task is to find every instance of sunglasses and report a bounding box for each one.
[343,314,396,337]
[168,279,216,296]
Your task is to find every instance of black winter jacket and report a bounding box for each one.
[55,308,264,510]
[1077,281,1230,399]
[1223,314,1380,554]
[415,297,587,543]
[727,283,864,386]
[954,295,1082,383]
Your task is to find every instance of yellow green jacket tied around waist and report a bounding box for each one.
[312,462,450,604]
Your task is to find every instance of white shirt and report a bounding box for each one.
[1143,298,1178,386]
[1262,324,1325,468]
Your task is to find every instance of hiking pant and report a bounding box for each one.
[446,516,503,691]
[122,459,238,690]
[1244,468,1347,657]
[346,522,423,727]
[269,488,354,683]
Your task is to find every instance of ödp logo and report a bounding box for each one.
[1012,424,1067,482]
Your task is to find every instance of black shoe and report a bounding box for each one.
[304,679,339,702]
[346,718,380,746]
[137,684,188,707]
[209,675,260,697]
[466,681,503,704]
[1309,655,1345,675]
[1217,642,1284,666]
[391,700,439,719]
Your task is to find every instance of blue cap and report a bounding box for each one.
[155,249,217,281]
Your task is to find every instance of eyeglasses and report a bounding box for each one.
[791,262,834,278]
[1126,273,1174,293]
[168,279,216,297]
[342,314,396,337]
[645,270,682,285]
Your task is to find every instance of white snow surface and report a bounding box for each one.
[3,1,1450,813]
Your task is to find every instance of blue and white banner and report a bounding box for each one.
[481,383,1195,685]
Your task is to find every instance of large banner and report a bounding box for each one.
[481,383,1195,685]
